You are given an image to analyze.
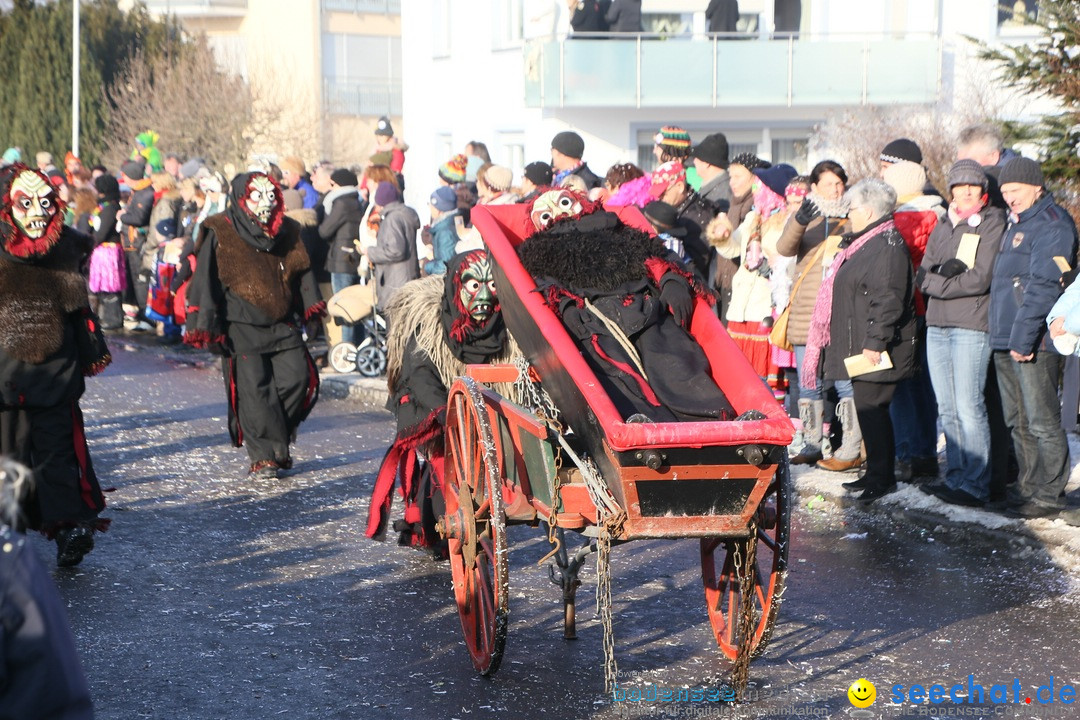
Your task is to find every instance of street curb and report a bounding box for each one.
[319,373,389,407]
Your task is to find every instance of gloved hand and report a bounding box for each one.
[794,198,820,226]
[936,258,969,278]
[659,275,693,329]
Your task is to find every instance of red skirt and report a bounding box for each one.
[726,320,787,397]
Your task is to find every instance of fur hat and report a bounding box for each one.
[946,159,987,189]
[551,131,585,160]
[880,138,923,165]
[483,165,513,193]
[691,133,730,169]
[375,116,394,138]
[523,161,553,187]
[431,185,458,212]
[998,156,1044,187]
[882,160,927,199]
[330,168,358,187]
[438,154,468,184]
[280,156,306,176]
[374,181,401,206]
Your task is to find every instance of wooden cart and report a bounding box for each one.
[437,204,795,691]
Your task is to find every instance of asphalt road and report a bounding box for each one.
[35,344,1080,720]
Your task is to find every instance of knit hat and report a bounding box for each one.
[1,147,21,165]
[155,218,177,240]
[121,159,146,181]
[690,133,730,169]
[483,165,513,193]
[654,125,691,150]
[431,185,457,212]
[730,153,770,172]
[280,155,306,176]
[649,160,687,199]
[523,161,553,187]
[998,156,1044,187]
[330,168,358,187]
[438,154,468,184]
[946,159,987,189]
[282,188,304,211]
[551,131,585,160]
[882,160,927,199]
[643,200,685,236]
[375,116,394,138]
[753,164,798,198]
[880,138,923,165]
[374,181,400,206]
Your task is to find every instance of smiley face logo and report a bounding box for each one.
[848,678,876,708]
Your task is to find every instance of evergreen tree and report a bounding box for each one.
[978,0,1080,218]
[0,0,182,166]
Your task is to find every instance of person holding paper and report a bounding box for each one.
[802,179,916,503]
[916,160,1006,507]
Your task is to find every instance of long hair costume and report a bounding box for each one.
[365,250,517,549]
[517,190,735,422]
[0,164,110,536]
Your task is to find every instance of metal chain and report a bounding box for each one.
[730,519,758,700]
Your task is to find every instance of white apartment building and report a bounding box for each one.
[400,0,1041,207]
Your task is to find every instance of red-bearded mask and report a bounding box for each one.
[530,189,587,232]
[0,164,65,258]
[239,172,284,236]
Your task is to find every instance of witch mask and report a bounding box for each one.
[457,252,497,323]
[530,189,585,231]
[1,165,64,257]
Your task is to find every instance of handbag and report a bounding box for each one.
[768,241,828,352]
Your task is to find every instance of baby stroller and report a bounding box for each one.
[326,280,388,377]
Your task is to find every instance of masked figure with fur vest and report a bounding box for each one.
[185,172,326,479]
[518,189,736,422]
[366,250,517,550]
[0,164,111,567]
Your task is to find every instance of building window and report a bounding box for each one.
[497,132,525,173]
[432,0,451,58]
[771,138,809,172]
[322,33,402,116]
[322,0,401,13]
[492,0,524,49]
[437,134,453,163]
[998,0,1039,29]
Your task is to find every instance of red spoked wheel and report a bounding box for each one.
[440,377,509,675]
[701,454,791,660]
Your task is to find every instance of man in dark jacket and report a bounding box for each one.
[365,181,421,306]
[650,160,717,282]
[119,158,155,329]
[518,161,553,206]
[705,0,739,32]
[319,168,366,346]
[550,131,603,190]
[184,171,325,479]
[605,0,641,31]
[568,0,610,33]
[988,157,1078,519]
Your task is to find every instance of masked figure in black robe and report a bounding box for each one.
[518,189,735,423]
[366,250,516,550]
[185,172,325,478]
[0,164,110,567]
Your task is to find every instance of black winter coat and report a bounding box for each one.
[570,0,610,32]
[318,190,366,275]
[605,0,642,31]
[571,162,603,190]
[823,217,917,383]
[706,0,739,32]
[674,190,718,280]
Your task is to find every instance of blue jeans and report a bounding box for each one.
[926,327,991,500]
[794,344,852,400]
[331,272,364,347]
[890,317,938,461]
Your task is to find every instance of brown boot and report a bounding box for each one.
[815,398,863,472]
[816,454,864,472]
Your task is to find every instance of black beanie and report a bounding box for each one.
[880,138,923,165]
[330,168,358,187]
[551,131,585,159]
[523,161,553,186]
[998,156,1044,187]
[690,133,730,169]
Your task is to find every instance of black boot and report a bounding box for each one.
[56,524,95,567]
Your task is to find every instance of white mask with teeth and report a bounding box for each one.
[10,170,56,239]
[244,174,277,227]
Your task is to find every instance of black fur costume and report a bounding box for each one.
[517,211,734,422]
[0,164,110,558]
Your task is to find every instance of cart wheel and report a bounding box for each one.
[328,342,358,374]
[354,343,387,377]
[701,454,791,661]
[442,378,509,675]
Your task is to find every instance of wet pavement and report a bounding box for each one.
[36,344,1080,719]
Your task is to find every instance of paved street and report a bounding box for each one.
[35,344,1080,720]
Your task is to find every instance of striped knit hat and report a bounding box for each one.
[438,154,468,184]
[654,125,692,149]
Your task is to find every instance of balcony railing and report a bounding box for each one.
[142,0,248,17]
[524,33,942,109]
[324,79,402,117]
[323,0,401,13]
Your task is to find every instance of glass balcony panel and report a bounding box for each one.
[866,39,938,104]
[325,80,402,116]
[790,41,864,105]
[639,39,713,106]
[715,41,788,106]
[561,40,636,106]
[143,0,247,14]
